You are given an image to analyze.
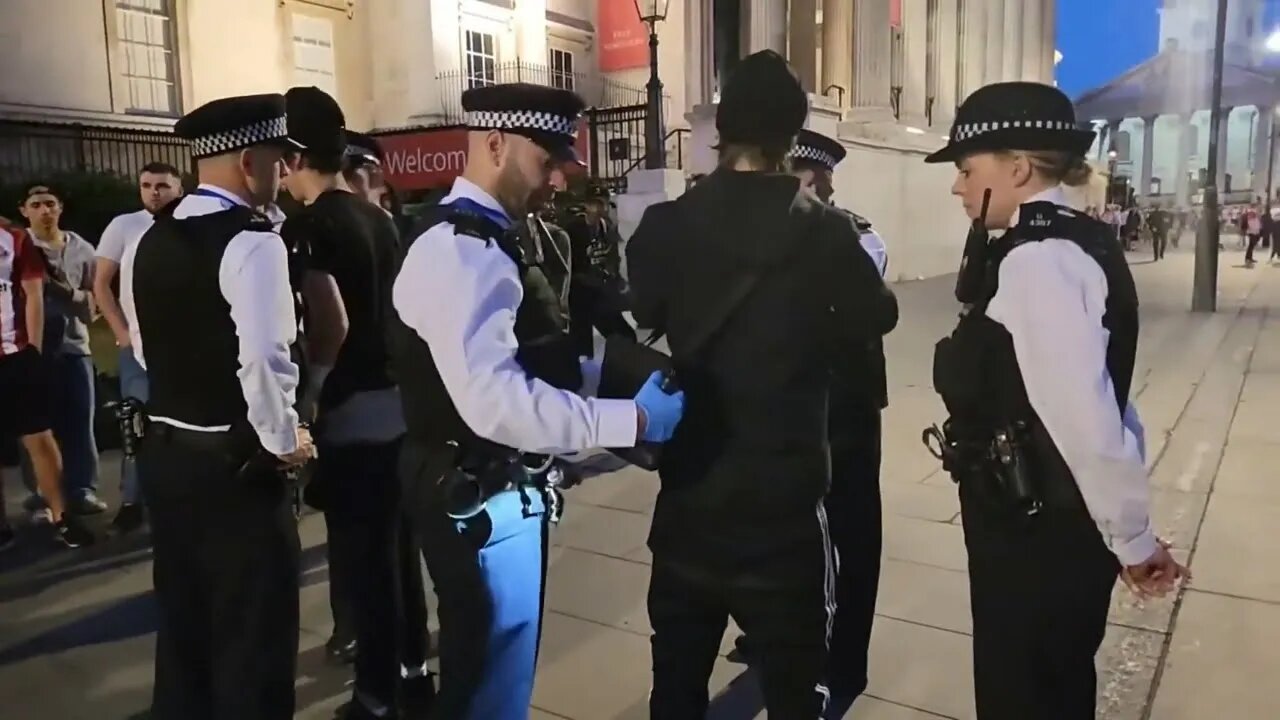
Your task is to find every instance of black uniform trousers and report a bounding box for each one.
[319,438,428,707]
[824,405,883,699]
[647,511,835,719]
[959,479,1119,720]
[138,425,301,720]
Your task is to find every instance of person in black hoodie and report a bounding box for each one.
[626,50,899,719]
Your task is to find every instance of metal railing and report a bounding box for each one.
[436,61,657,125]
[0,120,192,182]
[590,123,689,194]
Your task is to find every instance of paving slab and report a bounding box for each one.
[1188,492,1280,603]
[1148,590,1280,720]
[863,617,975,720]
[1094,623,1164,720]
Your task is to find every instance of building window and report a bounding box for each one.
[465,30,498,89]
[292,14,338,96]
[549,48,575,90]
[115,0,180,115]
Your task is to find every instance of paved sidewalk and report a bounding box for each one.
[1,246,1277,719]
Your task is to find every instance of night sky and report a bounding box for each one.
[1057,0,1280,99]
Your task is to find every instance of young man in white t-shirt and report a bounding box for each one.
[93,162,184,534]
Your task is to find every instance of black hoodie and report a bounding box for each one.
[627,169,898,564]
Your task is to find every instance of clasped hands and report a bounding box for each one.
[1121,537,1190,600]
[275,425,318,467]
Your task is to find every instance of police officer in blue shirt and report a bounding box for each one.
[387,83,685,719]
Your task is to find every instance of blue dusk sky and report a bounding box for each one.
[1056,0,1280,99]
[1056,0,1162,99]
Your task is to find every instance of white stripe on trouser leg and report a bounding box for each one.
[815,501,837,716]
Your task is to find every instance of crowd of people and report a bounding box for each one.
[0,50,1195,720]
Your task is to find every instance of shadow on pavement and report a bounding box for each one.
[0,542,333,668]
[0,535,154,603]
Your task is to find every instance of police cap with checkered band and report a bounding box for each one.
[793,129,847,173]
[175,93,303,160]
[925,82,1095,164]
[461,83,586,163]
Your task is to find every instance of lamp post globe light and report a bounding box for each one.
[633,0,670,169]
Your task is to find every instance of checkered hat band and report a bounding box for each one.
[191,116,289,157]
[792,145,838,169]
[951,119,1079,142]
[465,110,577,139]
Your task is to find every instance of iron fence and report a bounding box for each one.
[0,120,192,183]
[436,61,658,124]
[586,103,688,193]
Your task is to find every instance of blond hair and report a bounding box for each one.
[1002,149,1093,187]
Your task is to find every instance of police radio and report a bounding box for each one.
[954,188,993,305]
[107,397,148,459]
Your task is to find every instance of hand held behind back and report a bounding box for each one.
[634,371,685,443]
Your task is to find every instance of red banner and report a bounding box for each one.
[378,124,591,191]
[598,0,649,72]
[890,0,902,29]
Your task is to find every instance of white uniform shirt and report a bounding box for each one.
[123,184,300,456]
[859,229,888,277]
[95,209,154,264]
[985,185,1157,567]
[391,176,638,455]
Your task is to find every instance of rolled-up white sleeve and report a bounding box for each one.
[859,230,889,277]
[220,232,300,456]
[392,225,638,454]
[986,241,1157,567]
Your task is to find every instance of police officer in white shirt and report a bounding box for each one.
[127,93,315,720]
[924,82,1189,719]
[387,83,685,719]
[93,161,184,534]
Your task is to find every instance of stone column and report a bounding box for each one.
[789,0,820,92]
[1174,114,1194,208]
[746,0,788,54]
[514,0,548,64]
[957,0,986,102]
[984,0,1004,83]
[1041,0,1057,83]
[1139,115,1158,199]
[935,0,959,121]
[821,0,855,105]
[1252,106,1273,199]
[1021,0,1042,82]
[1105,119,1122,161]
[853,0,893,110]
[1001,0,1023,82]
[901,0,928,125]
[685,0,716,107]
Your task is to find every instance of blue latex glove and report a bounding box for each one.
[634,371,685,443]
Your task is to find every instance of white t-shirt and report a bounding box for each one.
[95,209,153,264]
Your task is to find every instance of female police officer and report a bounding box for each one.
[924,82,1189,719]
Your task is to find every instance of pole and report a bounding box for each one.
[1266,114,1277,208]
[644,25,667,169]
[1193,0,1229,313]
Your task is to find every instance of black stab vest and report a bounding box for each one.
[387,204,582,453]
[932,201,1140,511]
[132,205,274,428]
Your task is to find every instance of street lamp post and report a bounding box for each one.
[633,0,670,169]
[1193,0,1230,313]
